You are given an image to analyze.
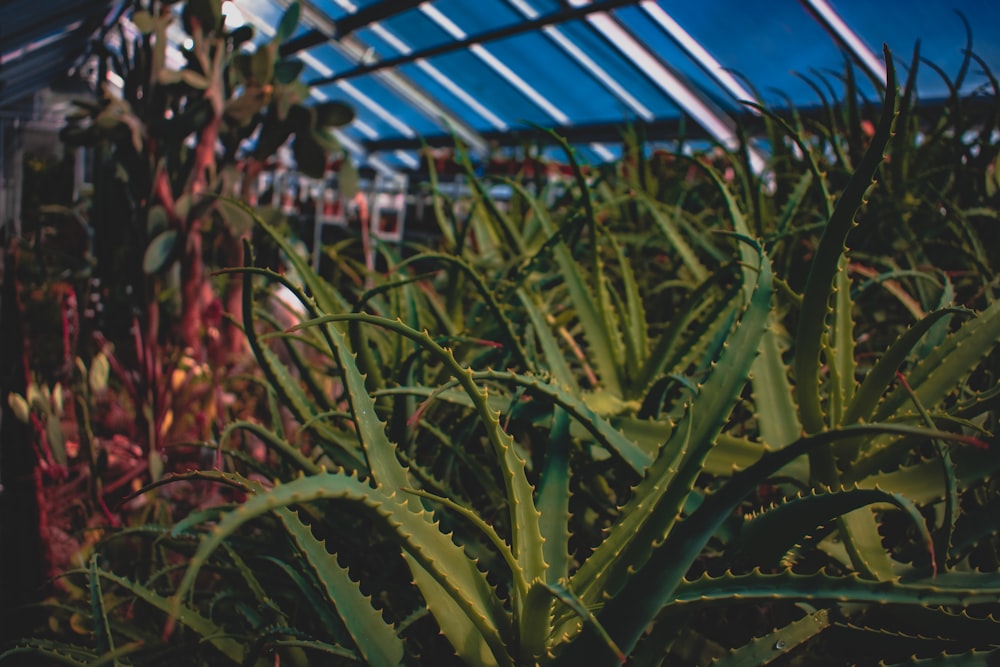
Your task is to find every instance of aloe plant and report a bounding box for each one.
[7,40,1000,667]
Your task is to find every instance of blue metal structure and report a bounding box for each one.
[3,0,999,171]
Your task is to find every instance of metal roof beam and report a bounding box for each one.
[565,0,766,171]
[800,0,887,88]
[638,2,758,112]
[505,0,655,122]
[359,95,981,154]
[265,1,491,155]
[280,0,426,57]
[305,0,642,87]
[416,4,613,159]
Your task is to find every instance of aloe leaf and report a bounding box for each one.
[844,308,970,426]
[171,472,511,667]
[637,191,708,282]
[402,486,519,575]
[237,263,365,471]
[393,252,532,370]
[516,287,578,390]
[545,582,625,663]
[712,609,831,667]
[506,162,624,395]
[255,554,346,635]
[88,555,116,661]
[455,143,525,256]
[275,508,405,667]
[268,639,358,661]
[671,569,1000,607]
[855,445,1000,506]
[951,495,1000,563]
[772,170,815,240]
[874,298,1000,422]
[826,258,857,424]
[98,568,246,663]
[890,650,1000,666]
[285,292,522,665]
[474,368,652,474]
[229,200,350,315]
[791,49,899,581]
[752,323,803,456]
[290,312,546,588]
[837,601,1000,652]
[566,239,772,629]
[736,487,934,567]
[537,408,572,584]
[794,47,898,435]
[561,422,976,664]
[221,420,321,474]
[704,433,770,475]
[598,223,649,394]
[635,270,742,393]
[0,642,99,666]
[294,284,412,494]
[88,643,147,667]
[379,371,653,477]
[423,146,458,251]
[892,372,958,572]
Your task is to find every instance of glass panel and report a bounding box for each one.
[830,0,1000,96]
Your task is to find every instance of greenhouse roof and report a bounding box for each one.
[3,0,999,172]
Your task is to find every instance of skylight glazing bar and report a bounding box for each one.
[566,0,766,171]
[419,3,571,125]
[368,23,509,131]
[638,2,759,112]
[279,0,425,56]
[801,0,887,85]
[308,0,642,87]
[505,0,654,122]
[296,0,490,153]
[336,79,417,138]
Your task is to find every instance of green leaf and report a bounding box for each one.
[874,298,1000,422]
[275,508,405,667]
[537,408,572,584]
[338,158,359,200]
[142,229,178,275]
[0,641,99,665]
[215,197,256,235]
[565,239,771,638]
[275,1,301,44]
[794,47,897,434]
[183,0,222,34]
[251,47,274,85]
[290,312,546,593]
[672,569,1000,607]
[100,568,246,663]
[88,556,116,661]
[293,134,327,178]
[273,58,305,85]
[132,10,155,34]
[737,487,933,567]
[171,472,511,667]
[316,101,355,127]
[562,421,976,664]
[712,609,831,667]
[843,308,970,426]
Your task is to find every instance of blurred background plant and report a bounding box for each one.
[1,0,355,635]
